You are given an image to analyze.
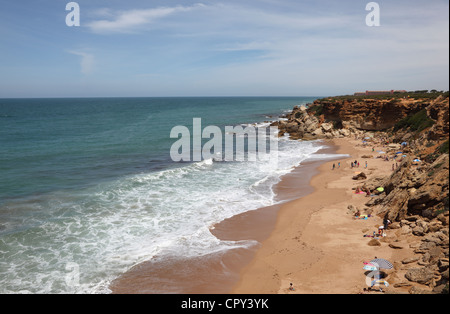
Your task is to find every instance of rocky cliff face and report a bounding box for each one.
[362,153,449,294]
[276,93,449,293]
[368,153,449,221]
[311,98,430,131]
[274,94,449,140]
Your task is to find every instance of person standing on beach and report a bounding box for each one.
[383,218,391,230]
[365,161,368,168]
[332,163,335,170]
[338,162,341,168]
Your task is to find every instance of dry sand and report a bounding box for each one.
[231,137,413,294]
[111,136,415,294]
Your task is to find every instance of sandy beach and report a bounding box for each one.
[230,137,415,294]
[109,143,332,294]
[111,136,423,294]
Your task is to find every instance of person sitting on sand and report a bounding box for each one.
[289,283,295,291]
[365,190,371,197]
[356,214,369,220]
[377,226,384,237]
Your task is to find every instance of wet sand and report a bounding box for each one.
[109,142,340,294]
[232,137,408,294]
[110,136,421,294]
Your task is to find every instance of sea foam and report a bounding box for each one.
[0,136,328,293]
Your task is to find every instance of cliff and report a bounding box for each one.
[276,91,449,293]
[274,92,449,140]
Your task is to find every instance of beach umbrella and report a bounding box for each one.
[401,142,408,146]
[363,264,378,271]
[395,152,403,154]
[376,187,384,192]
[370,258,393,269]
[371,279,389,287]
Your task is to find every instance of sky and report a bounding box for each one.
[0,0,448,98]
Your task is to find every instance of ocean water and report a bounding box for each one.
[0,97,343,293]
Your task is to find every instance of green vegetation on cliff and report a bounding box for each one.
[393,109,435,132]
[319,90,449,102]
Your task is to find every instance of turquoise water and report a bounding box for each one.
[0,97,342,293]
[1,97,309,199]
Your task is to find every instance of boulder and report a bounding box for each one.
[285,122,299,133]
[405,267,435,284]
[368,239,381,246]
[312,128,323,137]
[347,205,357,215]
[352,172,367,180]
[383,189,410,221]
[441,269,449,281]
[412,226,425,236]
[409,286,433,294]
[339,128,351,137]
[402,257,420,264]
[394,282,412,288]
[437,213,449,226]
[321,122,333,132]
[401,225,412,235]
[389,242,406,249]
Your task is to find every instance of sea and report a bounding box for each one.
[0,97,344,293]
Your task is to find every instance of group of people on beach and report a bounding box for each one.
[332,160,369,170]
[354,186,383,198]
[350,160,360,168]
[332,162,341,170]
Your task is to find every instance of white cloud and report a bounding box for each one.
[79,1,448,94]
[68,51,95,75]
[86,4,205,34]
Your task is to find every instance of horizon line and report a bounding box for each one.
[0,95,330,100]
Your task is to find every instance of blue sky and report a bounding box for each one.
[0,0,448,97]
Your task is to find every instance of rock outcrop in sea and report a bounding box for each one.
[277,91,449,294]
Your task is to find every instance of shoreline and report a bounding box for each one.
[230,137,356,293]
[109,141,340,294]
[110,136,425,294]
[231,137,416,294]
